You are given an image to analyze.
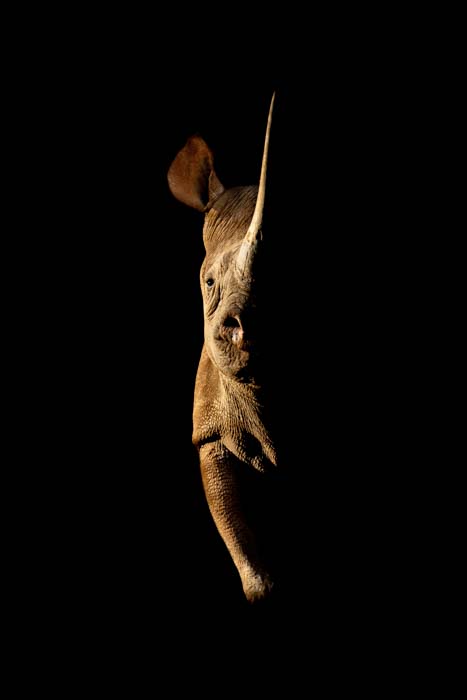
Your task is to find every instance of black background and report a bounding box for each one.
[19,16,440,682]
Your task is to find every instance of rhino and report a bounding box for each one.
[167,94,280,603]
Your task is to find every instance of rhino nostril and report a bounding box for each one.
[224,316,241,329]
[221,315,246,346]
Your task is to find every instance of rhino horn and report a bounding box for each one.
[236,92,275,279]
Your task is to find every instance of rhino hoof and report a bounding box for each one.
[242,571,274,603]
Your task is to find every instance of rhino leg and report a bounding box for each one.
[199,441,274,603]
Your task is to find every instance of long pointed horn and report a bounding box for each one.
[237,92,275,277]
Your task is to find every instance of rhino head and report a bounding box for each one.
[167,94,278,602]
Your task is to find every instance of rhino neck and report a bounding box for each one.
[192,345,277,472]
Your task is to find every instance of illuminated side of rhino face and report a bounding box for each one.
[200,186,265,381]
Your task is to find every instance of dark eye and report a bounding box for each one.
[206,278,214,287]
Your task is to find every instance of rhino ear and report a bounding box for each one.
[167,135,225,212]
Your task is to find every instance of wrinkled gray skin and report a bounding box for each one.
[167,105,277,602]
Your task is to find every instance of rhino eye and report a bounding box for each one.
[206,278,215,287]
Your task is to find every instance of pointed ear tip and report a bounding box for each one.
[187,133,209,151]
